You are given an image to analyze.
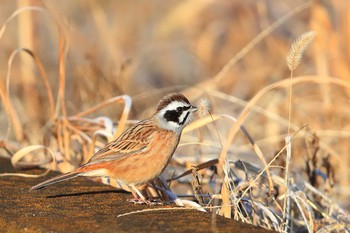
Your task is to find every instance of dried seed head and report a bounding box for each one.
[287,31,316,72]
[197,98,211,118]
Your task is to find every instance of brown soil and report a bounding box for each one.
[0,157,274,232]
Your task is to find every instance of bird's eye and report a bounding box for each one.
[177,107,183,112]
[177,106,191,112]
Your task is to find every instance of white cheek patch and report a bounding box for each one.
[156,117,182,133]
[179,111,193,125]
[178,112,186,123]
[168,121,181,129]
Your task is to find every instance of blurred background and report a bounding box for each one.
[1,0,350,213]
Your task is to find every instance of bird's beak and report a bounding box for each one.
[190,105,198,112]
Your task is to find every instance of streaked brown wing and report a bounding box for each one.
[86,119,155,164]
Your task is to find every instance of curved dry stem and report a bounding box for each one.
[73,95,132,139]
[289,191,314,232]
[213,1,312,85]
[6,48,55,119]
[0,7,54,141]
[183,114,221,133]
[218,76,350,192]
[24,49,55,119]
[208,90,342,160]
[0,145,56,178]
[73,95,131,118]
[0,6,46,41]
[185,113,276,192]
[0,79,23,142]
[114,95,132,138]
[208,90,295,129]
[58,35,68,118]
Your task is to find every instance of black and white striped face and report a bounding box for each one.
[155,93,197,133]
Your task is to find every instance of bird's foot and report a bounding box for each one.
[128,184,163,205]
[127,198,162,205]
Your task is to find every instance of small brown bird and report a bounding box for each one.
[30,93,197,202]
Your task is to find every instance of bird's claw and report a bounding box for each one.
[127,198,162,205]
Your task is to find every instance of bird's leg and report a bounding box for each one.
[128,184,151,205]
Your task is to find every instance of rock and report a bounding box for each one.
[0,157,273,232]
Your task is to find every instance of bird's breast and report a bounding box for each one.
[107,129,180,186]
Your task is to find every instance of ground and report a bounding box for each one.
[0,157,274,233]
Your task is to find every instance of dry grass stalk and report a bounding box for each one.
[2,47,55,142]
[283,30,322,232]
[7,48,55,119]
[0,81,23,142]
[74,95,132,139]
[18,0,41,131]
[189,112,275,195]
[0,6,45,40]
[286,31,316,135]
[0,145,55,178]
[219,160,232,218]
[58,35,68,118]
[287,31,316,72]
[283,136,292,232]
[213,1,312,85]
[218,75,350,175]
[191,165,205,205]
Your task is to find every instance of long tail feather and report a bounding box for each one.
[30,172,80,190]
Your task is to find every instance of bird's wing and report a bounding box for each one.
[86,119,156,164]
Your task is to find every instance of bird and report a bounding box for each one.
[30,92,197,203]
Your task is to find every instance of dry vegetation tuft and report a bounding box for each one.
[1,0,350,232]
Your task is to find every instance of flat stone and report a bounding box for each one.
[0,157,273,232]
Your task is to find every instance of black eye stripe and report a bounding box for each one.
[179,112,190,125]
[164,106,191,125]
[164,110,180,123]
[177,106,191,112]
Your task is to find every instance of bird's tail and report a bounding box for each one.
[30,171,80,190]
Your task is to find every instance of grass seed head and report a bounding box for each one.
[197,98,211,118]
[287,31,316,72]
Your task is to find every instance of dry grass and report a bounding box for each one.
[287,31,316,73]
[1,0,350,232]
